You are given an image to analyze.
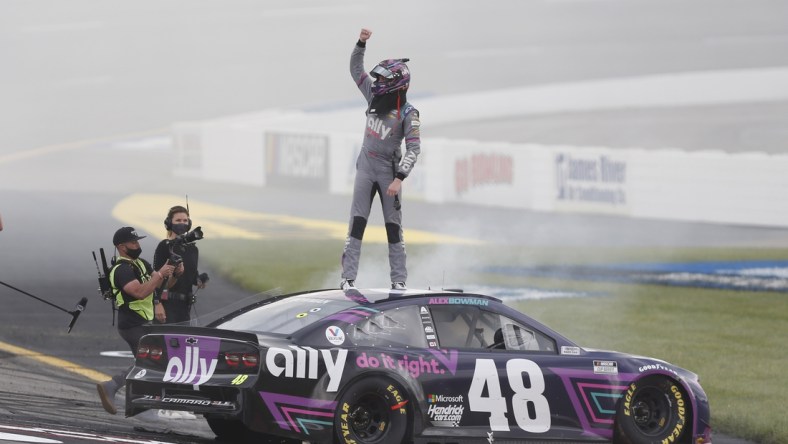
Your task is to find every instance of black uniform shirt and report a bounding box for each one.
[153,239,200,296]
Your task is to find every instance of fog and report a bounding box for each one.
[2,0,788,280]
[3,0,787,154]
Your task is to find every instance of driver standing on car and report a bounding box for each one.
[340,27,421,291]
[96,226,179,415]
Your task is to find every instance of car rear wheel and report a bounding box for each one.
[335,376,409,444]
[614,376,690,444]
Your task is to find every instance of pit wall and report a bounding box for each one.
[172,121,788,228]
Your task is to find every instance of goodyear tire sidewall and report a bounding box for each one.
[335,376,409,444]
[615,376,688,444]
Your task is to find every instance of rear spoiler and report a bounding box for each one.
[140,325,260,345]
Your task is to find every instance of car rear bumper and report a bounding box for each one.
[125,380,243,417]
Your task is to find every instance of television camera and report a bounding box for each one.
[167,226,203,264]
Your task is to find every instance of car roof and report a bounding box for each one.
[291,288,578,348]
[295,287,503,305]
[203,287,579,348]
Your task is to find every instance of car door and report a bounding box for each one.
[426,305,562,440]
[470,310,560,438]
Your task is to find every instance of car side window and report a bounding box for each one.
[349,305,427,348]
[492,318,557,353]
[430,306,499,349]
[430,305,557,352]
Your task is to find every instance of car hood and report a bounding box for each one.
[582,348,700,382]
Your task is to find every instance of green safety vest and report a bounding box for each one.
[109,257,154,321]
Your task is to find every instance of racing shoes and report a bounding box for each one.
[391,282,407,290]
[96,380,118,415]
[340,279,356,290]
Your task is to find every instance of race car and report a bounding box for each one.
[125,288,712,444]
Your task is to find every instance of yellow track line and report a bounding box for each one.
[113,193,484,245]
[0,340,110,383]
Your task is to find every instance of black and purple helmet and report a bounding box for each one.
[370,58,410,96]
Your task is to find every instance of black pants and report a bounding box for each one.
[159,299,192,324]
[110,324,149,388]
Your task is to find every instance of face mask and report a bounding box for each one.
[171,223,190,235]
[126,247,142,260]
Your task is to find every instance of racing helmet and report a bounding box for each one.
[370,58,410,96]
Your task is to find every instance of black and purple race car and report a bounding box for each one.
[125,288,712,444]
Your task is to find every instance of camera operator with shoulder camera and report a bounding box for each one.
[153,205,207,324]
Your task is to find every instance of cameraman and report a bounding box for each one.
[153,205,207,324]
[97,226,176,415]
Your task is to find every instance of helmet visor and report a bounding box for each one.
[370,65,395,79]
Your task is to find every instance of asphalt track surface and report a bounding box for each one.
[1,1,784,442]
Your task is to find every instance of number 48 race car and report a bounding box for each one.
[125,288,712,444]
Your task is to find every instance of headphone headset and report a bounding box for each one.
[164,205,192,232]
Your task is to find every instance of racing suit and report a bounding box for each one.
[342,41,421,283]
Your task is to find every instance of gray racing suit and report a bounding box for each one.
[341,41,421,283]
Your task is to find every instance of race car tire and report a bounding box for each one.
[334,376,409,444]
[614,375,690,444]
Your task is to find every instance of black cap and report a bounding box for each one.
[113,227,147,246]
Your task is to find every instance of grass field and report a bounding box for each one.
[201,239,788,444]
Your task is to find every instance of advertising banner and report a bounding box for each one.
[265,132,329,189]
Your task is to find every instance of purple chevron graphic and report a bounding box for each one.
[343,290,370,304]
[550,368,637,439]
[427,349,459,375]
[576,382,628,424]
[260,391,337,434]
[324,307,379,323]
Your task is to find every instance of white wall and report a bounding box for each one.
[173,118,788,228]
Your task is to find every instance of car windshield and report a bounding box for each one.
[216,295,358,334]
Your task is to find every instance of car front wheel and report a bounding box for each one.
[614,375,690,444]
[334,376,409,444]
